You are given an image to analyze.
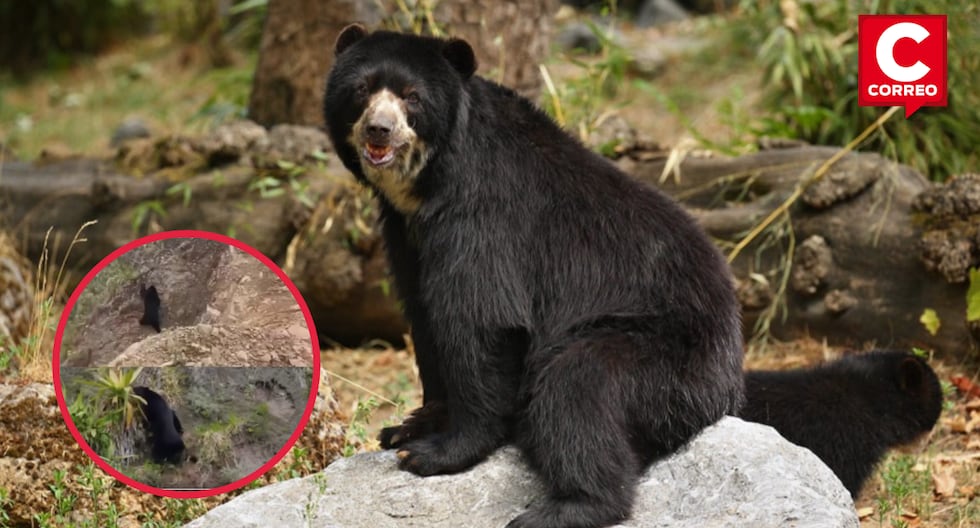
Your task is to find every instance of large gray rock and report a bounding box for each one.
[185,417,858,528]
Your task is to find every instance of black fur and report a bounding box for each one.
[325,27,743,528]
[133,386,185,464]
[740,350,943,497]
[139,285,162,333]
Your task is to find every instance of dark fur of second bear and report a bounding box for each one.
[139,285,161,333]
[740,350,943,497]
[324,26,743,528]
[133,386,185,464]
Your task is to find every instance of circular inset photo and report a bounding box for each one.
[53,230,319,497]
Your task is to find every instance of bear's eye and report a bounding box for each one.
[404,92,421,106]
[354,83,369,99]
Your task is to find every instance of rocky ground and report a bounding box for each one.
[60,237,313,368]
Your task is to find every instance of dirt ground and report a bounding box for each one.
[323,338,980,528]
[60,237,313,367]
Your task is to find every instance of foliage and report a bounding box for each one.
[540,17,632,141]
[731,0,979,181]
[876,453,934,526]
[343,398,382,457]
[0,1,266,76]
[919,308,941,336]
[966,268,980,322]
[0,0,148,75]
[197,414,245,466]
[85,368,146,429]
[67,368,144,457]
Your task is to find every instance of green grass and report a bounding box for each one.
[0,37,255,160]
[875,453,935,527]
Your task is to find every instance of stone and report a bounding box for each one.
[111,117,152,146]
[185,417,858,528]
[791,235,833,296]
[202,120,268,166]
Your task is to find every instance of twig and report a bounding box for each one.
[727,105,901,263]
[539,65,565,128]
[325,369,400,408]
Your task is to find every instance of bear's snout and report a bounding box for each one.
[366,116,394,145]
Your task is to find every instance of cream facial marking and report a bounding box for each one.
[348,89,428,214]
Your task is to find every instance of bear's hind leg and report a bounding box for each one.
[509,337,645,528]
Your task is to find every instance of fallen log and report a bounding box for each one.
[625,145,971,355]
[1,135,971,354]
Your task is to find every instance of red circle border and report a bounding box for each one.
[51,229,322,499]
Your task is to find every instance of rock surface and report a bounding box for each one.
[60,237,313,367]
[185,417,858,528]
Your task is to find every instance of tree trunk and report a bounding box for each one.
[247,0,558,127]
[435,0,560,99]
[247,0,378,127]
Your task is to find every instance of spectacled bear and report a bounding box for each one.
[740,350,943,498]
[139,285,162,333]
[133,386,185,464]
[324,25,743,528]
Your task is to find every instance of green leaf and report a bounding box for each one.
[919,308,941,336]
[967,268,980,322]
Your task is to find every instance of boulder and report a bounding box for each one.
[185,417,858,528]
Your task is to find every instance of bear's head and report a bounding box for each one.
[324,24,477,215]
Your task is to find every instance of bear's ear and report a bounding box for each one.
[443,38,477,79]
[335,24,368,56]
[897,356,926,393]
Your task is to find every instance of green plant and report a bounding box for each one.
[343,398,381,457]
[967,268,980,323]
[0,487,12,526]
[302,473,329,527]
[137,498,209,528]
[131,200,168,234]
[540,15,632,141]
[275,160,318,208]
[919,307,941,336]
[67,368,144,457]
[41,470,77,526]
[197,414,244,466]
[87,368,145,429]
[732,0,979,180]
[166,181,193,207]
[876,453,934,525]
[67,393,117,456]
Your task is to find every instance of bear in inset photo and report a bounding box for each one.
[133,386,185,464]
[741,350,943,498]
[324,25,743,528]
[139,284,162,333]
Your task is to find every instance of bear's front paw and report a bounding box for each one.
[396,434,485,476]
[378,424,409,449]
[378,401,448,449]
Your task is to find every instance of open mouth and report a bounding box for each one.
[362,143,396,166]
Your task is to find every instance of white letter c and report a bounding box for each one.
[875,22,931,83]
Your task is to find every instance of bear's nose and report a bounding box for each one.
[366,116,394,144]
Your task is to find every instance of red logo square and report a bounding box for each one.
[858,15,947,117]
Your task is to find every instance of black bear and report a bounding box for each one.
[740,350,943,497]
[133,386,185,464]
[139,285,162,333]
[324,25,743,528]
